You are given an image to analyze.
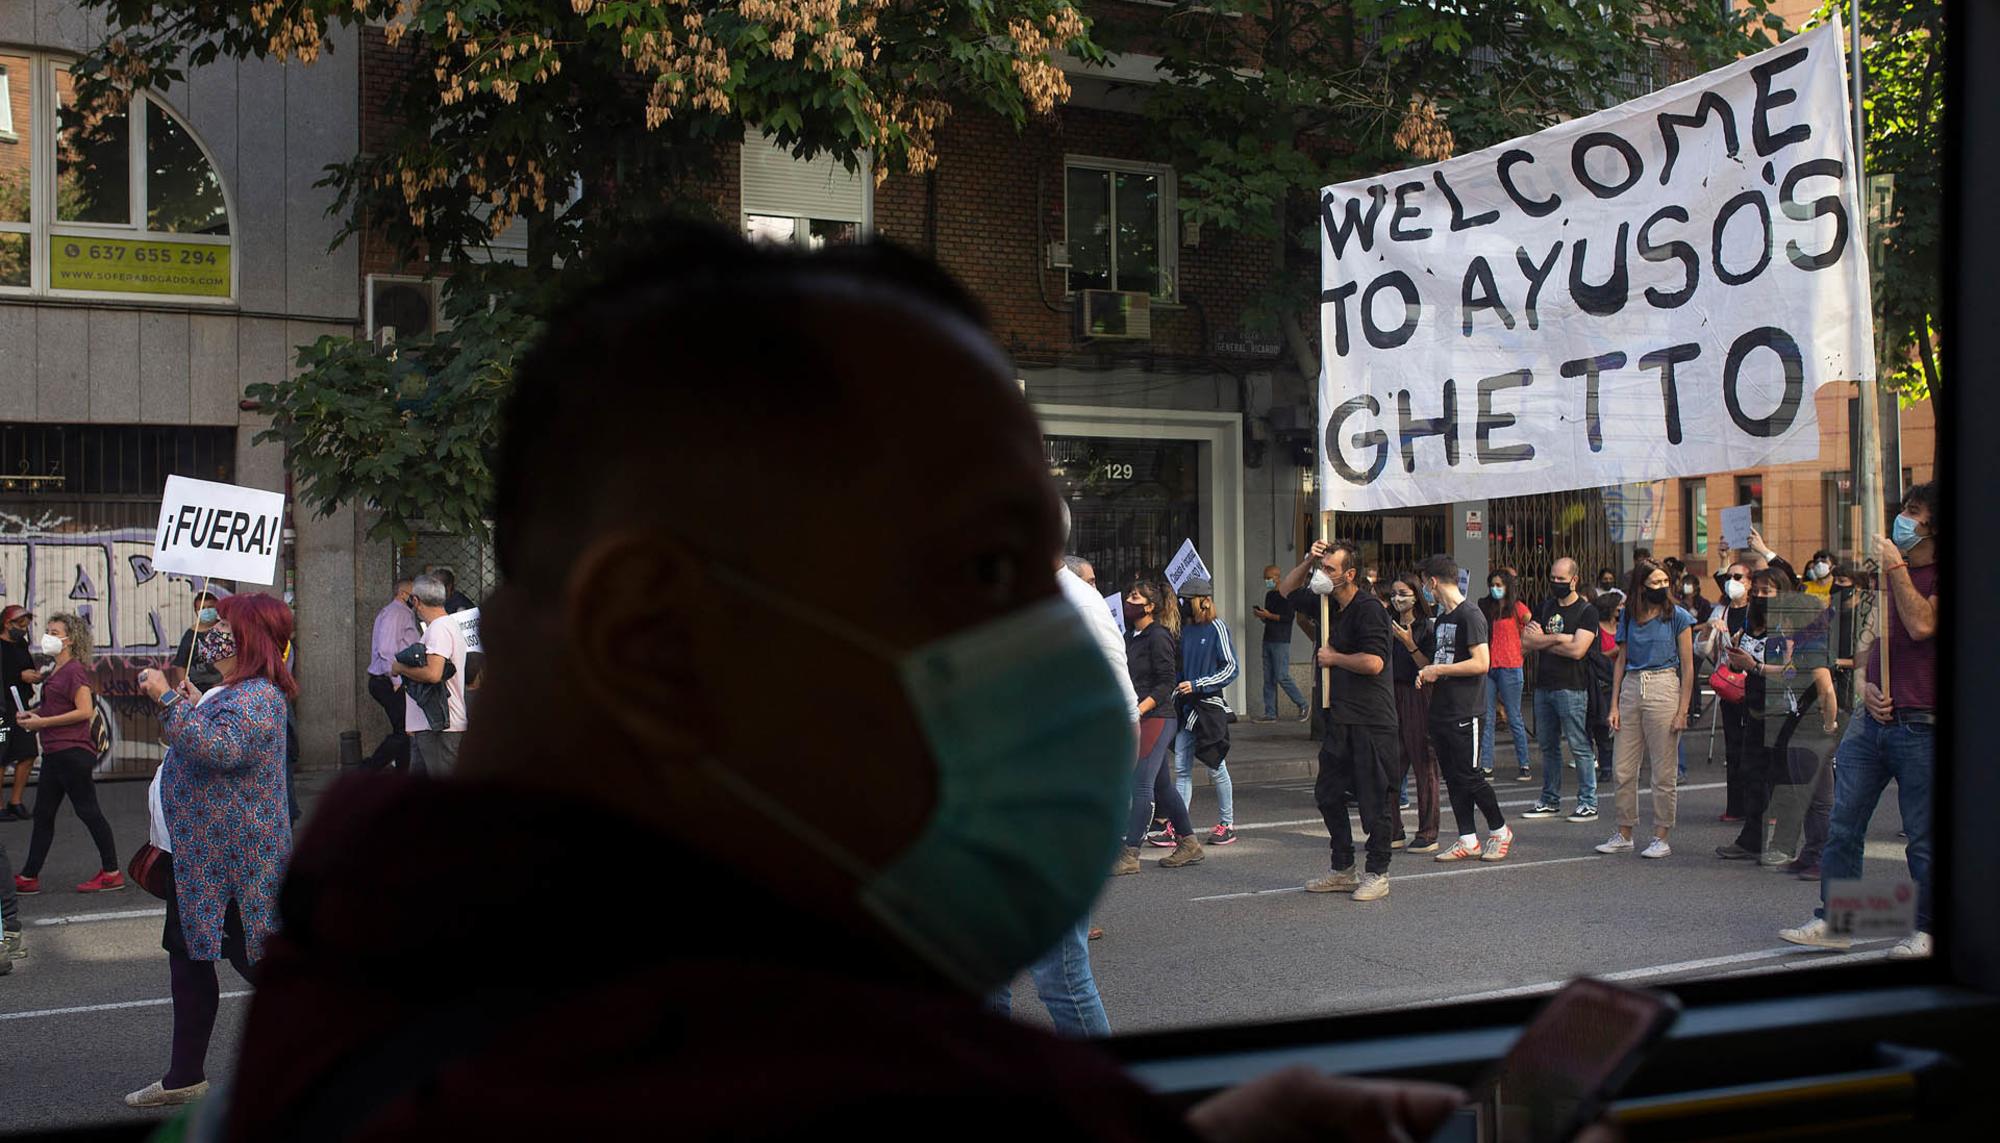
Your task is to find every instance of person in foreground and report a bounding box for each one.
[128,593,295,1109]
[202,229,1475,1141]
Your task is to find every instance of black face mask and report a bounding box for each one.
[1643,586,1669,605]
[1551,579,1571,593]
[1122,600,1148,624]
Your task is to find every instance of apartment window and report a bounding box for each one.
[740,134,869,250]
[1064,157,1175,299]
[0,60,15,137]
[1735,475,1763,534]
[1681,478,1708,556]
[0,53,234,300]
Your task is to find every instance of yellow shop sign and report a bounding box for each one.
[49,236,230,298]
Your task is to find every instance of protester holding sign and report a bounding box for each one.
[1707,562,1755,821]
[394,575,470,777]
[1116,581,1201,876]
[1283,540,1398,903]
[11,614,123,895]
[127,593,296,1109]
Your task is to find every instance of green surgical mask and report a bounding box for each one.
[701,568,1135,992]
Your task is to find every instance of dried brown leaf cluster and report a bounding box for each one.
[1393,94,1455,162]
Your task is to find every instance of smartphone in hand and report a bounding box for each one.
[1430,978,1680,1143]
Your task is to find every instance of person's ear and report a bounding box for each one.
[563,530,719,758]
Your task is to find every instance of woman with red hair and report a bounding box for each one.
[128,591,297,1109]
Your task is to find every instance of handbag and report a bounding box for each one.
[1708,663,1748,704]
[128,843,171,901]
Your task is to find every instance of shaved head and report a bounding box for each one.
[1551,558,1578,580]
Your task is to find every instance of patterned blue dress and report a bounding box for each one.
[159,677,292,963]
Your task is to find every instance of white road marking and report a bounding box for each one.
[1429,945,1900,1005]
[0,991,251,1022]
[32,908,167,927]
[1228,783,1726,832]
[1189,855,1605,902]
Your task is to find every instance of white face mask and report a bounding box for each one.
[38,633,63,656]
[1725,579,1747,602]
[1809,561,1831,581]
[1309,568,1336,596]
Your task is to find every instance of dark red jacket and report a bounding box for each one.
[224,775,1195,1141]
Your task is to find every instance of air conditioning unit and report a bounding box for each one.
[1076,289,1153,341]
[366,275,443,341]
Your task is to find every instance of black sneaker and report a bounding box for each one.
[1567,806,1599,823]
[1522,803,1561,819]
[1514,768,1534,782]
[5,803,27,821]
[1715,843,1757,860]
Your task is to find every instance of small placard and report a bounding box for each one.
[1823,877,1918,940]
[1464,509,1484,540]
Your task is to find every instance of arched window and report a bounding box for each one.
[0,51,234,301]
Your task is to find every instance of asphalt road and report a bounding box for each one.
[0,740,1917,1132]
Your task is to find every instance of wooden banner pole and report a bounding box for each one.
[1320,510,1334,708]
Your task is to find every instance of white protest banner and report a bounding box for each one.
[152,475,287,586]
[1719,504,1755,551]
[448,608,482,653]
[1164,540,1212,593]
[1317,20,1871,513]
[1104,592,1126,636]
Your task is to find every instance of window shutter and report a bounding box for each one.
[740,134,868,223]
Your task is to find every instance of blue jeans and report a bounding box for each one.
[987,917,1110,1037]
[1534,688,1598,810]
[1482,666,1530,772]
[1174,725,1233,826]
[1816,715,1935,932]
[1262,641,1308,717]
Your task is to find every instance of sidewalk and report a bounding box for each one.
[1209,708,1537,787]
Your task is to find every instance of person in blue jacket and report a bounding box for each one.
[1171,577,1241,846]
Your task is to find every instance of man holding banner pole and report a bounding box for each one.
[1282,540,1398,902]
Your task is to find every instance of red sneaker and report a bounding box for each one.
[77,870,125,893]
[1208,825,1238,845]
[12,875,39,895]
[1145,826,1178,849]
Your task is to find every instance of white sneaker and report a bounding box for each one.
[1594,833,1633,854]
[1352,872,1390,901]
[1779,917,1853,950]
[1305,866,1360,893]
[125,1079,210,1109]
[1889,931,1933,959]
[1640,838,1672,859]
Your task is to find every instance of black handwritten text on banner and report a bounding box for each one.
[151,475,287,586]
[1316,20,1872,513]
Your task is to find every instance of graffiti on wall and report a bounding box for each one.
[1,512,232,773]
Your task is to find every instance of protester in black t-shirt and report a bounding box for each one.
[1279,539,1396,901]
[1416,556,1510,862]
[1520,558,1601,822]
[1,605,42,821]
[1253,564,1310,722]
[1706,562,1754,821]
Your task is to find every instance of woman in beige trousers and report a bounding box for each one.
[1597,560,1697,859]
